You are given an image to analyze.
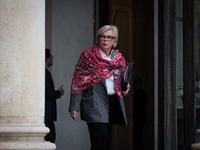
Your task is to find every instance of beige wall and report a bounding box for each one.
[45,0,93,149]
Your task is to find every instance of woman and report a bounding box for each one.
[69,25,130,150]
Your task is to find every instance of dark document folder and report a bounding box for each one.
[121,61,134,91]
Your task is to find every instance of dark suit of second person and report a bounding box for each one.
[45,48,65,143]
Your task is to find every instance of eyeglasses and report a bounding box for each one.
[51,55,54,59]
[100,35,115,41]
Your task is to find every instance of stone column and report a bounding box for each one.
[0,0,55,149]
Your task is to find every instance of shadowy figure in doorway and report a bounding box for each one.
[133,78,148,150]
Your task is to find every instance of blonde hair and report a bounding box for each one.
[96,25,119,47]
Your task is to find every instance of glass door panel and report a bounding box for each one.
[176,0,184,148]
[195,0,200,142]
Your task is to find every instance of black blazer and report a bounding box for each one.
[45,67,61,121]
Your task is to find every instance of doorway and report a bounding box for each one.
[97,0,154,149]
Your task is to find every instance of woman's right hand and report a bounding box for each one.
[122,83,130,96]
[70,111,78,121]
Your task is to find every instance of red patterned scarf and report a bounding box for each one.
[70,44,125,98]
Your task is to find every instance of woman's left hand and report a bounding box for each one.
[122,83,130,96]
